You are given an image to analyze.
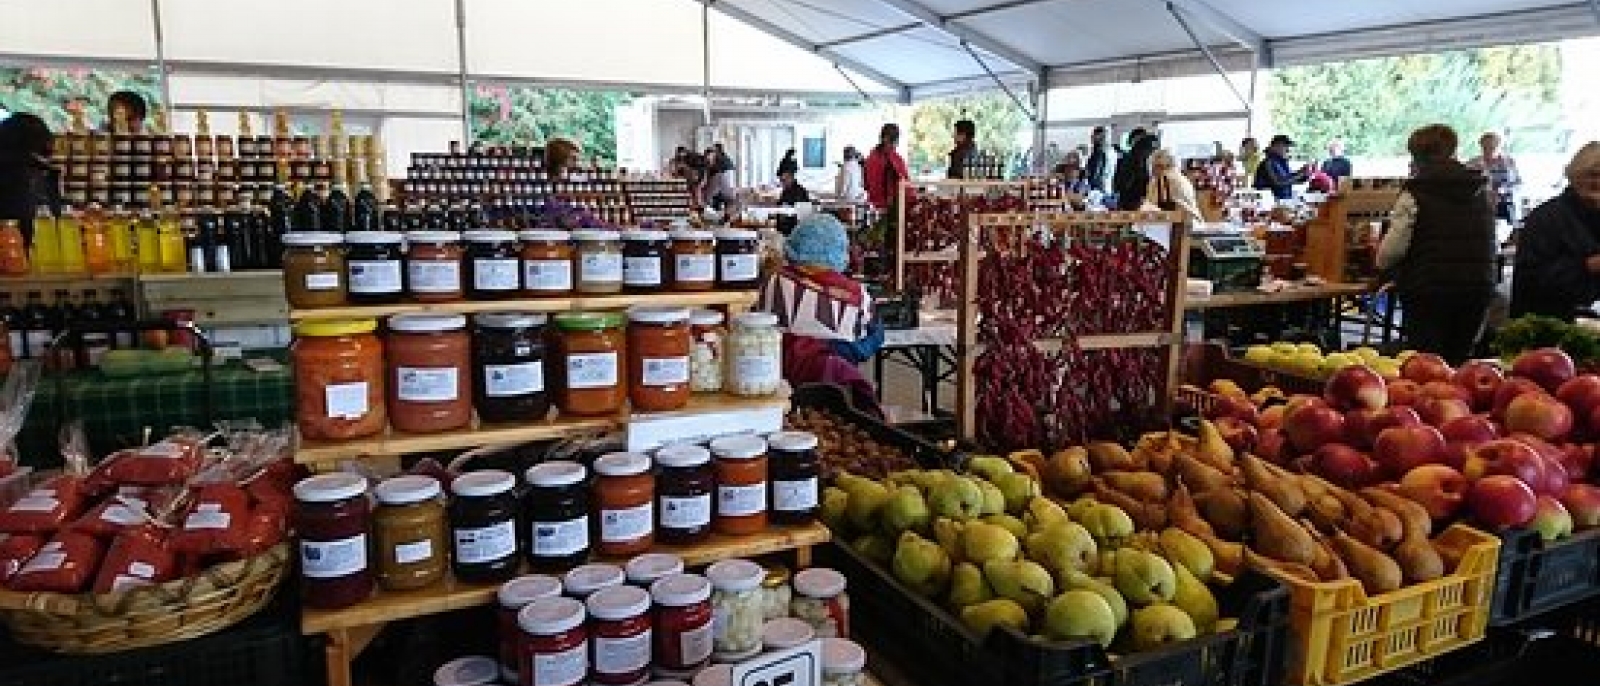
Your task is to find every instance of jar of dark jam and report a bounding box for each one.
[621,230,669,294]
[448,469,522,584]
[715,229,762,289]
[344,231,406,305]
[472,312,550,423]
[523,461,591,573]
[464,230,521,300]
[293,473,374,609]
[766,431,820,525]
[653,444,714,544]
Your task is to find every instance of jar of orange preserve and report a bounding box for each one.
[293,318,386,440]
[386,313,472,433]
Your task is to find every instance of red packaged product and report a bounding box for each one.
[0,533,43,582]
[237,508,287,558]
[8,530,105,593]
[72,486,183,539]
[92,525,179,594]
[168,483,251,556]
[0,475,89,534]
[90,437,208,487]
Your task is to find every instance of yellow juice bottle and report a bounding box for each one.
[30,207,61,273]
[56,209,85,273]
[137,185,162,273]
[157,210,187,273]
[108,207,135,272]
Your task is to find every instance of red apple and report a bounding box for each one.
[1509,433,1565,464]
[1557,374,1600,420]
[1531,496,1574,541]
[1398,464,1469,521]
[1258,405,1286,431]
[1373,424,1447,478]
[1513,347,1577,393]
[1481,440,1550,490]
[1493,377,1546,419]
[1207,393,1258,423]
[1324,365,1389,411]
[1503,392,1574,442]
[1213,416,1259,453]
[1416,396,1472,428]
[1541,457,1571,497]
[1283,404,1347,453]
[1439,414,1500,445]
[1560,483,1600,529]
[1311,443,1380,488]
[1559,444,1595,482]
[1421,381,1472,404]
[1346,406,1422,450]
[1256,429,1290,464]
[1389,380,1422,407]
[1401,353,1454,384]
[1467,475,1539,529]
[1452,361,1506,411]
[1442,442,1474,471]
[1285,394,1329,415]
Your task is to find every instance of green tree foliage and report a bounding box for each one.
[469,85,629,163]
[909,92,1029,172]
[0,67,162,132]
[1269,46,1563,157]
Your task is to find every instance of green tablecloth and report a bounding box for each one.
[15,361,293,467]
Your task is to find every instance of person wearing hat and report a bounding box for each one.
[1252,134,1308,200]
[756,213,884,412]
[1510,142,1600,320]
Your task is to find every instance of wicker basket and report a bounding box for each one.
[0,542,289,653]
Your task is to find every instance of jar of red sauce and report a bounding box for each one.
[386,313,472,433]
[709,435,769,536]
[586,584,653,686]
[497,575,564,684]
[627,307,691,412]
[553,312,625,417]
[292,319,386,441]
[293,473,374,610]
[593,452,655,557]
[517,596,589,686]
[650,573,714,678]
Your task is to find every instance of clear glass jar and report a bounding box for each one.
[405,230,464,303]
[386,313,472,433]
[710,435,768,536]
[622,230,669,294]
[760,566,792,621]
[688,309,725,394]
[553,311,625,417]
[282,231,347,308]
[292,319,386,440]
[791,567,849,638]
[593,452,655,557]
[761,618,815,653]
[668,230,716,292]
[574,229,623,294]
[727,313,782,396]
[705,559,765,661]
[293,473,374,610]
[372,475,448,591]
[821,638,866,686]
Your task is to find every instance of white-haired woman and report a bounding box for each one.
[1143,149,1204,226]
[1511,142,1600,319]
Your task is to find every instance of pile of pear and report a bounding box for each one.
[822,458,1226,653]
[1037,420,1478,598]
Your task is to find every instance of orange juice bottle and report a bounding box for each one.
[0,220,29,276]
[82,204,112,275]
[108,206,135,271]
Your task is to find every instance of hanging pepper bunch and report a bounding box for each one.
[1064,231,1174,335]
[902,191,1029,306]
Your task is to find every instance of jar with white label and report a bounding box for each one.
[767,431,819,526]
[791,567,849,639]
[714,229,762,290]
[688,310,725,393]
[705,559,765,661]
[654,444,714,544]
[472,312,549,423]
[622,230,669,294]
[624,552,684,588]
[386,313,472,433]
[821,638,866,686]
[709,435,768,536]
[587,584,653,686]
[574,230,624,294]
[373,475,448,591]
[553,312,624,417]
[517,596,589,686]
[668,230,716,292]
[651,573,714,678]
[727,313,783,396]
[593,452,655,557]
[449,470,521,584]
[627,307,692,412]
[524,461,591,573]
[344,231,405,305]
[292,318,386,440]
[464,230,522,300]
[498,575,565,684]
[293,473,373,610]
[282,231,347,308]
[520,230,574,297]
[405,230,463,303]
[563,563,625,599]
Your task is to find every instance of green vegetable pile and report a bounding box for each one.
[1493,316,1600,366]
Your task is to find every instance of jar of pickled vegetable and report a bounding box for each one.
[688,309,725,393]
[386,314,472,433]
[727,313,783,396]
[553,311,625,417]
[706,559,765,661]
[627,307,691,412]
[292,318,385,440]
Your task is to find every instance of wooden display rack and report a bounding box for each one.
[1305,177,1405,282]
[892,180,1033,298]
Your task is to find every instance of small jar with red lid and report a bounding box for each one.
[517,596,589,686]
[650,573,714,678]
[593,452,655,557]
[293,473,374,610]
[709,435,769,536]
[654,444,713,544]
[587,584,653,686]
[498,575,564,684]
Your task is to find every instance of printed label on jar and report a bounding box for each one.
[300,534,368,579]
[624,256,663,286]
[473,258,520,291]
[454,520,517,564]
[397,367,460,402]
[773,477,819,512]
[720,254,760,282]
[717,483,767,517]
[659,494,712,529]
[581,253,623,282]
[524,259,573,291]
[595,629,652,675]
[675,254,716,282]
[735,355,781,385]
[408,261,461,293]
[679,620,714,666]
[641,356,690,387]
[305,271,341,291]
[532,515,590,557]
[600,502,653,543]
[531,641,588,686]
[348,259,403,293]
[484,361,544,397]
[566,352,619,389]
[325,382,370,419]
[394,539,435,565]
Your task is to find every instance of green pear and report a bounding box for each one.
[932,517,965,561]
[994,472,1041,515]
[982,514,1028,540]
[838,474,891,531]
[885,470,921,488]
[977,480,1007,516]
[1096,549,1118,577]
[966,456,1015,482]
[1113,549,1177,607]
[892,532,952,597]
[1169,562,1219,633]
[983,559,1055,615]
[1128,604,1198,651]
[852,534,894,566]
[961,521,1021,565]
[929,476,986,521]
[959,598,1029,638]
[881,485,932,536]
[947,561,993,609]
[1026,522,1098,581]
[1066,496,1100,524]
[1081,504,1135,548]
[1158,528,1215,581]
[820,486,850,532]
[1044,590,1118,647]
[1023,496,1070,531]
[1062,571,1128,628]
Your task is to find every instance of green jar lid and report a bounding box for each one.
[553,311,625,331]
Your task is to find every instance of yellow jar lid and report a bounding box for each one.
[294,318,378,337]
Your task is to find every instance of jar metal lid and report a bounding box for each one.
[654,444,710,468]
[688,309,724,326]
[586,583,652,621]
[450,469,516,498]
[705,559,764,592]
[762,618,816,651]
[763,566,791,588]
[821,637,867,674]
[462,230,517,243]
[714,229,759,240]
[518,229,569,242]
[517,595,586,635]
[294,318,377,338]
[553,311,625,331]
[669,230,715,241]
[793,567,846,598]
[374,475,442,505]
[733,312,779,329]
[625,552,684,585]
[344,231,404,245]
[594,451,652,477]
[563,563,626,596]
[475,311,549,329]
[526,460,587,487]
[388,313,468,333]
[709,435,767,460]
[572,229,622,241]
[497,574,563,609]
[432,655,500,686]
[691,664,732,686]
[650,572,711,607]
[293,473,368,503]
[627,306,691,324]
[767,431,819,452]
[622,230,669,241]
[406,230,461,243]
[281,231,344,246]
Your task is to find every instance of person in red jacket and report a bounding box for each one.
[863,123,911,210]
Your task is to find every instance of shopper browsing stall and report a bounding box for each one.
[1510,142,1600,320]
[1143,149,1203,226]
[1252,134,1307,200]
[863,124,911,210]
[0,113,58,241]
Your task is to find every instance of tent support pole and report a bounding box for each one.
[702,1,713,126]
[1033,82,1048,173]
[833,65,879,107]
[149,0,172,111]
[455,0,471,143]
[1167,2,1250,114]
[961,41,1035,121]
[1247,54,1259,137]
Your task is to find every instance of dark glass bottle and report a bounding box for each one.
[224,203,255,270]
[268,183,293,234]
[353,183,380,232]
[191,210,217,273]
[324,183,352,233]
[49,289,77,371]
[78,290,111,368]
[293,183,323,230]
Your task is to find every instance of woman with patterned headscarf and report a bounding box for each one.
[757,213,884,412]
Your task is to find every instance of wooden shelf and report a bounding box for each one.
[301,521,831,634]
[288,290,760,321]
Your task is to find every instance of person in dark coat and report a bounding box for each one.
[1083,126,1113,192]
[1112,130,1158,210]
[0,113,58,242]
[1510,142,1600,320]
[947,119,975,179]
[1252,134,1307,200]
[1376,124,1497,364]
[776,148,798,180]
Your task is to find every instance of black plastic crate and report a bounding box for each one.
[790,382,960,471]
[1489,526,1600,626]
[821,536,1289,686]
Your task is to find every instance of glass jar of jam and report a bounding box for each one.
[714,229,762,289]
[627,307,691,412]
[292,319,386,441]
[728,313,783,397]
[710,435,769,536]
[706,559,766,661]
[472,312,550,423]
[767,431,820,526]
[654,444,713,544]
[587,584,653,686]
[519,230,574,297]
[433,656,500,686]
[573,230,623,294]
[464,230,521,300]
[282,231,347,308]
[562,562,625,599]
[524,461,591,573]
[497,575,564,684]
[517,596,589,686]
[622,230,669,293]
[405,231,463,303]
[345,231,405,305]
[669,230,716,292]
[592,452,654,557]
[623,552,683,588]
[791,567,850,639]
[386,313,472,434]
[448,469,522,584]
[651,573,714,677]
[293,473,374,610]
[553,312,625,417]
[373,475,448,591]
[688,310,726,394]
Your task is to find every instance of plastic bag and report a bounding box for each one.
[168,483,251,557]
[92,525,178,594]
[0,362,41,472]
[0,533,43,582]
[0,475,90,534]
[88,432,210,488]
[8,530,104,593]
[71,485,185,539]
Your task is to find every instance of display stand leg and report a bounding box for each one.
[794,543,813,569]
[324,623,382,686]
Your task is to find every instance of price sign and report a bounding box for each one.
[731,640,822,686]
[626,405,784,452]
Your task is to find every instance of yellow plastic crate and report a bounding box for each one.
[1270,524,1500,686]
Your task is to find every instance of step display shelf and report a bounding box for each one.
[289,290,832,686]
